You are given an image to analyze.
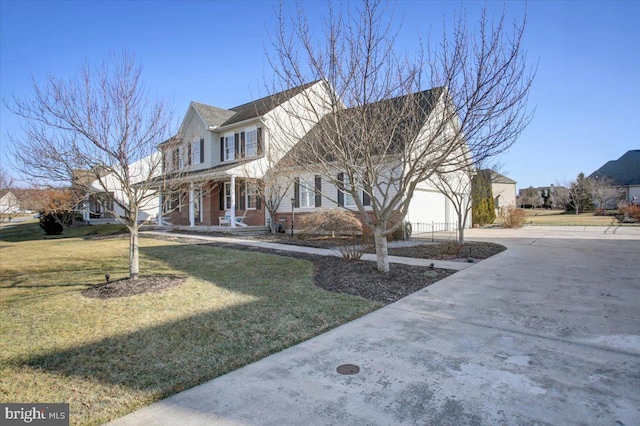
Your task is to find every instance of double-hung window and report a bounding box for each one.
[192,139,202,164]
[245,129,258,157]
[172,147,180,170]
[246,182,258,209]
[300,178,315,208]
[343,175,356,207]
[224,182,233,209]
[224,134,235,161]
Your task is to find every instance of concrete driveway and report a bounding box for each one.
[109,226,640,425]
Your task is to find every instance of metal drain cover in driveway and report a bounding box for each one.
[336,364,360,375]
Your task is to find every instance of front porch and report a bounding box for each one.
[160,173,267,230]
[147,224,269,236]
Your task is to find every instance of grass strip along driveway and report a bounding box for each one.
[0,223,378,425]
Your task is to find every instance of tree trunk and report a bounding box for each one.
[129,225,139,280]
[457,210,466,244]
[373,227,389,273]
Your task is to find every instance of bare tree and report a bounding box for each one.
[239,145,292,233]
[558,173,593,214]
[519,186,542,209]
[428,162,473,243]
[7,51,172,279]
[588,176,621,210]
[33,187,83,233]
[267,0,534,272]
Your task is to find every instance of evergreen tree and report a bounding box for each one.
[472,170,496,226]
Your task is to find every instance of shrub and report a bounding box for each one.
[502,206,527,228]
[338,243,367,261]
[39,212,65,235]
[440,240,463,256]
[300,209,363,237]
[620,204,640,221]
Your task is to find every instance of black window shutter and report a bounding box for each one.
[187,144,192,165]
[337,173,344,206]
[256,194,261,210]
[315,175,322,207]
[200,138,205,163]
[234,133,240,159]
[240,132,246,158]
[294,177,300,208]
[219,183,225,210]
[220,137,224,162]
[363,189,371,206]
[257,127,263,155]
[239,181,246,210]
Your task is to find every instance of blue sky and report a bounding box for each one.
[1,0,638,189]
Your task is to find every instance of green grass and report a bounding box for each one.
[520,209,636,226]
[0,223,379,425]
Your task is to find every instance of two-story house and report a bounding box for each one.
[154,81,470,236]
[157,80,334,230]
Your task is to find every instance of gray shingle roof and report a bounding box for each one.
[287,87,444,162]
[589,149,640,186]
[191,102,236,128]
[488,170,516,184]
[222,81,320,126]
[189,81,321,129]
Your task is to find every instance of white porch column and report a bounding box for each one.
[83,194,90,222]
[157,193,163,225]
[230,174,236,228]
[189,183,195,228]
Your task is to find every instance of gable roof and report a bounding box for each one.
[488,170,516,184]
[288,87,444,162]
[190,102,236,128]
[222,81,320,126]
[189,81,321,130]
[589,149,640,186]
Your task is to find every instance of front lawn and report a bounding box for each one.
[0,223,378,425]
[521,209,631,226]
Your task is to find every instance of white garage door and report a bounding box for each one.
[406,189,447,225]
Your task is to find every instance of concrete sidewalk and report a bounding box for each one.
[142,230,472,271]
[110,227,640,425]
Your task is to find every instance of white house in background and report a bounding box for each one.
[589,149,640,206]
[488,170,517,216]
[155,81,469,233]
[80,154,160,224]
[0,190,20,216]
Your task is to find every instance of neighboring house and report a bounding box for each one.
[517,185,568,209]
[0,190,20,216]
[488,170,516,216]
[589,149,640,206]
[78,155,161,224]
[157,82,469,233]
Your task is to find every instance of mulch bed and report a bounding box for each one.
[82,234,505,305]
[82,274,187,299]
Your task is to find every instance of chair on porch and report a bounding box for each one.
[218,211,231,226]
[234,211,248,227]
[218,211,248,227]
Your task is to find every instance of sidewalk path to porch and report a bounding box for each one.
[142,230,472,271]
